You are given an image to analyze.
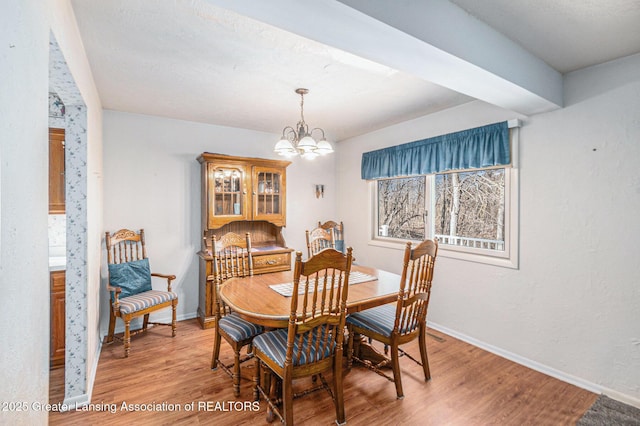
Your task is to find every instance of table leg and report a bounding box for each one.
[349,332,391,368]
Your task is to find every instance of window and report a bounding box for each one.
[434,169,505,251]
[364,120,519,268]
[377,176,426,240]
[372,166,518,268]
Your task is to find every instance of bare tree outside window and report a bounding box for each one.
[377,177,426,240]
[434,169,505,250]
[376,169,506,252]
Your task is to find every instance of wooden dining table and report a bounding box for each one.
[219,264,401,329]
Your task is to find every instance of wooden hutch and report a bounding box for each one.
[197,153,293,329]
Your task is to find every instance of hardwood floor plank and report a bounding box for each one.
[49,319,596,425]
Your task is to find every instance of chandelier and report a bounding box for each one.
[273,88,334,159]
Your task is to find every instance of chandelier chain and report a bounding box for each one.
[299,91,305,127]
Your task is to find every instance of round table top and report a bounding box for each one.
[219,264,401,328]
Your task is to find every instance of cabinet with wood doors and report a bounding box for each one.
[50,270,65,369]
[198,153,290,228]
[196,153,294,329]
[49,128,65,214]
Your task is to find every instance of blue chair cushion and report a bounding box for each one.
[347,303,417,337]
[219,312,263,342]
[253,326,335,367]
[108,258,152,299]
[117,290,177,314]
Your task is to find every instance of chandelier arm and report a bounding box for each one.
[309,127,326,139]
[281,126,297,140]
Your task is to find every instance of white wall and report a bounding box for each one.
[0,2,51,424]
[0,0,103,422]
[101,111,336,332]
[336,53,640,406]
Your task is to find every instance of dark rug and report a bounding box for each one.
[578,395,640,425]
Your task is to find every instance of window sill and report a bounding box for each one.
[367,238,408,251]
[368,238,518,269]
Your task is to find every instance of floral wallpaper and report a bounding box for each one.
[50,37,89,402]
[49,92,65,128]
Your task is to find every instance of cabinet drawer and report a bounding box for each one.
[253,252,291,274]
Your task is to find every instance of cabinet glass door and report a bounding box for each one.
[255,169,282,217]
[211,166,244,219]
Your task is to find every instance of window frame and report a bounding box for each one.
[369,127,519,269]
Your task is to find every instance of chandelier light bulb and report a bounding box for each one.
[297,135,317,152]
[315,139,334,155]
[274,138,297,156]
[301,150,319,160]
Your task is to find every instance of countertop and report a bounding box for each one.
[49,246,66,271]
[49,256,66,272]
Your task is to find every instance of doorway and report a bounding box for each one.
[48,33,90,406]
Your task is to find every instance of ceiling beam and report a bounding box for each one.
[205,0,563,115]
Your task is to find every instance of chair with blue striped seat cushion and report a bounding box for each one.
[252,326,334,368]
[209,232,260,398]
[253,248,353,426]
[347,239,438,400]
[218,312,263,342]
[105,228,178,358]
[118,290,178,315]
[346,303,419,337]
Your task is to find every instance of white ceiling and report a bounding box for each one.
[451,0,640,74]
[69,0,640,142]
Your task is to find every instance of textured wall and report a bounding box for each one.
[336,53,640,406]
[101,110,337,334]
[0,2,51,424]
[0,1,104,421]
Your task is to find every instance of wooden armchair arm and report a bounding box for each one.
[107,284,122,307]
[151,272,176,292]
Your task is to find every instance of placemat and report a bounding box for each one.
[269,271,378,297]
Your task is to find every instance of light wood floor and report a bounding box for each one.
[49,319,596,425]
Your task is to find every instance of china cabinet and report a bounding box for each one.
[196,153,293,328]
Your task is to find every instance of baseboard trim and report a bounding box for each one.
[598,389,640,409]
[61,334,103,410]
[61,394,89,411]
[427,321,640,409]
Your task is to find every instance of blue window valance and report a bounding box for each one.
[361,121,510,180]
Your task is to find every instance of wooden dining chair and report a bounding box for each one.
[253,247,353,425]
[210,231,263,397]
[105,229,178,358]
[347,239,438,399]
[305,226,335,258]
[318,220,344,253]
